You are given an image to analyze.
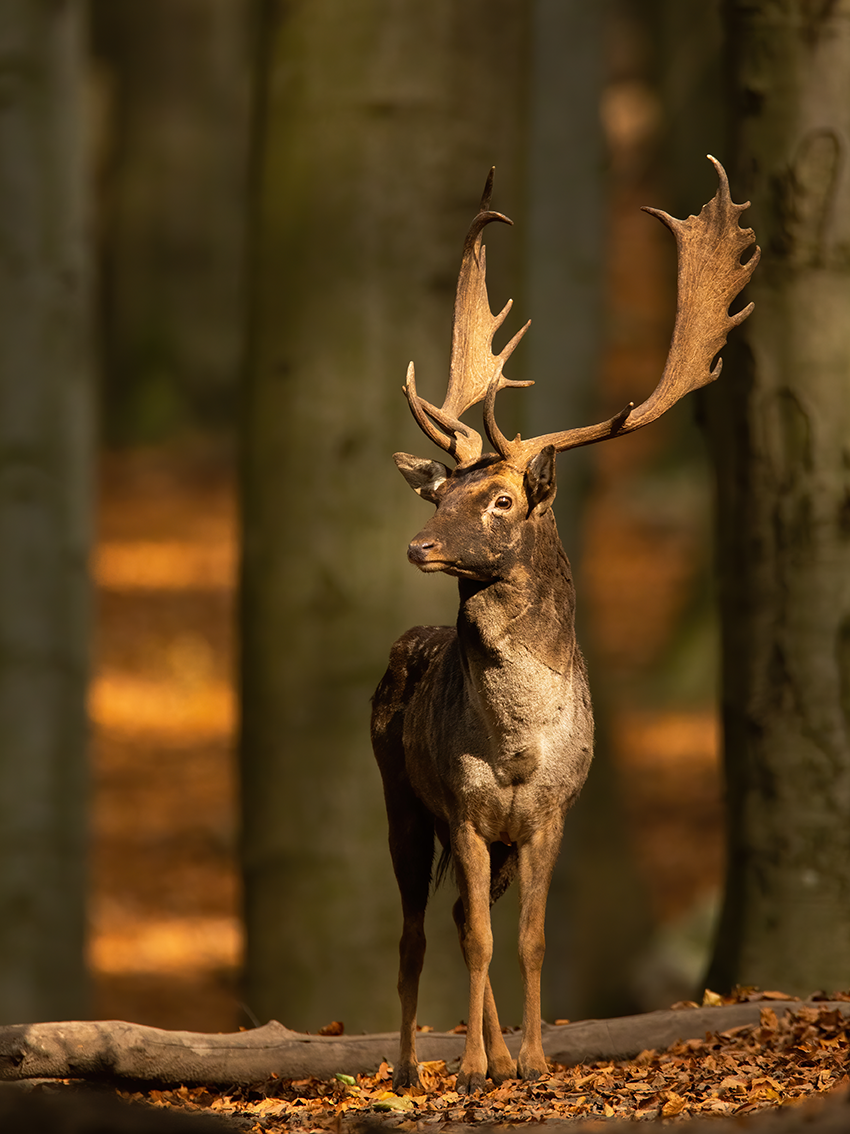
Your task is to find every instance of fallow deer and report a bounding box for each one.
[371,157,758,1094]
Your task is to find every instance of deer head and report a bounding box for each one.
[397,447,556,586]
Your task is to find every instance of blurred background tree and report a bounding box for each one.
[706,0,850,997]
[90,0,249,443]
[0,0,93,1023]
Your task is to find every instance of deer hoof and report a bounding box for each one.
[517,1057,547,1082]
[488,1056,517,1084]
[392,1063,420,1091]
[456,1069,487,1095]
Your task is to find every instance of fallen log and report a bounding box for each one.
[0,1000,847,1086]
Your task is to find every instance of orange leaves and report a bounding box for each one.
[660,1090,688,1116]
[317,1020,344,1036]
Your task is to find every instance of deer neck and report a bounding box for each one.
[451,524,579,769]
[455,514,578,704]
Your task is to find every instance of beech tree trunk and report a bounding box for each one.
[706,0,850,994]
[0,0,93,1022]
[240,0,531,1034]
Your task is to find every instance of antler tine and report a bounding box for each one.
[403,362,486,463]
[403,168,530,466]
[490,156,759,464]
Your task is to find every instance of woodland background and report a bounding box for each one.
[2,0,848,1042]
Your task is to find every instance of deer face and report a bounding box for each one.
[394,447,557,582]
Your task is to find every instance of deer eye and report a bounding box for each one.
[493,495,513,511]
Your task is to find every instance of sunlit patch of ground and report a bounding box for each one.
[616,710,722,923]
[89,915,241,975]
[89,447,244,1032]
[90,672,235,737]
[95,540,235,592]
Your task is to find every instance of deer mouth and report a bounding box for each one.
[445,565,490,579]
[407,541,447,569]
[410,554,487,580]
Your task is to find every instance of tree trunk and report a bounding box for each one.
[240,0,531,1034]
[90,0,250,441]
[0,0,93,1022]
[706,0,850,994]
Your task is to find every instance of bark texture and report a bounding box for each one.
[1,1002,844,1086]
[706,0,850,993]
[0,0,93,1023]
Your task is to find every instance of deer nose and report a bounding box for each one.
[408,535,440,565]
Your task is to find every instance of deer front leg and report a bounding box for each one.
[516,820,562,1081]
[451,895,516,1084]
[452,822,496,1094]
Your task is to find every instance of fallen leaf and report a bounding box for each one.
[661,1091,688,1116]
[373,1093,414,1111]
[418,1059,447,1073]
[252,1099,288,1117]
[318,1020,344,1036]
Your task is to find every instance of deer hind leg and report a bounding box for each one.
[515,818,563,1081]
[386,790,434,1089]
[450,824,514,1093]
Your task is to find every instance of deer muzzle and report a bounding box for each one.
[407,534,444,571]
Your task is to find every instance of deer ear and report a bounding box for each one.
[525,445,557,514]
[393,453,450,502]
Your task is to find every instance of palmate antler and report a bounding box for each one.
[404,157,760,467]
